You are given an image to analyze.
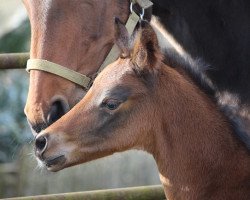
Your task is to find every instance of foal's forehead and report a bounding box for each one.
[96,59,133,84]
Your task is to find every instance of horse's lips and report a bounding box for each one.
[45,155,66,169]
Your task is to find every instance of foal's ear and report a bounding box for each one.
[114,18,130,58]
[131,21,162,71]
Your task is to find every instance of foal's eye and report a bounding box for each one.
[102,99,121,110]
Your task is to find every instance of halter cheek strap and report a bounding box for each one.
[26,0,153,90]
[97,9,140,74]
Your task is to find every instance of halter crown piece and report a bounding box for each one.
[26,0,153,90]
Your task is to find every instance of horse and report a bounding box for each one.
[23,0,250,148]
[33,20,250,200]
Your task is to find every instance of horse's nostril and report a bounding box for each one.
[31,122,47,134]
[47,98,69,125]
[35,136,47,153]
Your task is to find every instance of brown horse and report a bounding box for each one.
[22,0,250,149]
[34,20,250,200]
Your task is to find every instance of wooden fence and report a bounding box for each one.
[0,146,162,199]
[5,185,165,200]
[0,53,29,69]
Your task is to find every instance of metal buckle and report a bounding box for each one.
[130,2,145,20]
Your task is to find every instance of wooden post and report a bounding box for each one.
[0,53,29,69]
[6,185,166,200]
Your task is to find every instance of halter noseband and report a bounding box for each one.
[26,0,153,90]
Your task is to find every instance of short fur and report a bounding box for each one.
[35,21,250,200]
[23,0,250,149]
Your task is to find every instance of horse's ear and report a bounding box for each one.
[131,20,162,71]
[114,17,130,58]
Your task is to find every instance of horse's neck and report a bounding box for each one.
[151,66,250,200]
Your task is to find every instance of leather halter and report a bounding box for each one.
[26,0,153,90]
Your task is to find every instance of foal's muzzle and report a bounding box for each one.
[35,133,67,171]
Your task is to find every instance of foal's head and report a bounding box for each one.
[35,20,164,171]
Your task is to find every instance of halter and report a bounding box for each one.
[26,0,153,90]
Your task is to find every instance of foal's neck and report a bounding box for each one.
[151,66,250,200]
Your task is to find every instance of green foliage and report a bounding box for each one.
[0,71,31,163]
[0,19,30,53]
[0,20,31,163]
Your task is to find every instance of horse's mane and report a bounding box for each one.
[162,48,250,150]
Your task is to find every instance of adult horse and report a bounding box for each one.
[23,0,250,147]
[34,20,250,200]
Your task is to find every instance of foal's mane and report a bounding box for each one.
[162,48,215,97]
[161,47,250,150]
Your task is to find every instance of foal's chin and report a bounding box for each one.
[47,164,65,172]
[36,149,119,172]
[36,154,68,172]
[35,150,93,172]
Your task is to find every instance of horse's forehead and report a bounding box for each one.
[25,0,96,11]
[24,0,103,31]
[24,0,52,9]
[24,0,78,16]
[25,0,65,7]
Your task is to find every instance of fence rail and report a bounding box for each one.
[0,53,29,69]
[5,185,165,200]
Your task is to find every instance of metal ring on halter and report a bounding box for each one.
[130,2,145,20]
[130,2,134,13]
[140,8,145,19]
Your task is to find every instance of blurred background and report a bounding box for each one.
[0,0,160,198]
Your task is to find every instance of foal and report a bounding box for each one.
[35,21,250,200]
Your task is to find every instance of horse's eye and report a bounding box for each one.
[102,99,121,110]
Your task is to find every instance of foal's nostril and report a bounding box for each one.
[35,136,47,153]
[47,99,69,125]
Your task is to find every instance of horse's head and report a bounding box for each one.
[34,20,163,172]
[22,0,129,135]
